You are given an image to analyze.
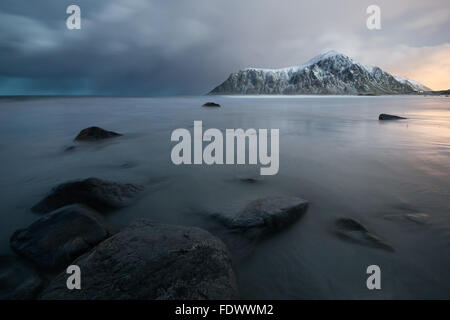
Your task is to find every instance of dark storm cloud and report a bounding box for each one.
[0,0,449,95]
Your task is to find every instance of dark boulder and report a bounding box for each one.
[208,196,308,262]
[333,218,394,252]
[0,255,44,300]
[379,114,407,120]
[31,177,143,214]
[39,220,239,300]
[216,196,308,238]
[75,126,122,141]
[11,204,115,271]
[202,102,221,107]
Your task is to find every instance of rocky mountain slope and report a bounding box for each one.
[209,51,430,95]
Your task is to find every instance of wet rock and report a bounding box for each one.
[75,126,122,141]
[31,177,143,214]
[379,114,407,120]
[213,196,309,241]
[64,145,77,152]
[119,161,138,169]
[384,213,430,225]
[239,177,260,184]
[39,220,239,300]
[202,102,221,107]
[11,204,115,271]
[0,255,44,300]
[333,218,394,252]
[404,213,430,225]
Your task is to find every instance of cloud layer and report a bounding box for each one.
[0,0,449,94]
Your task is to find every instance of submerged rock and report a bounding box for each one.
[202,102,221,107]
[0,255,44,300]
[11,204,115,271]
[213,196,308,240]
[31,177,143,214]
[63,145,77,152]
[384,213,431,225]
[40,220,239,300]
[75,126,122,141]
[379,114,407,120]
[240,178,260,184]
[333,218,394,252]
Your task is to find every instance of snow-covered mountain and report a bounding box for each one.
[393,76,431,92]
[209,51,429,95]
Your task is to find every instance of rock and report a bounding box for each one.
[384,213,430,225]
[31,177,143,214]
[64,145,77,152]
[240,178,259,184]
[74,126,122,141]
[405,213,430,225]
[379,114,407,120]
[39,220,239,300]
[0,255,44,300]
[202,102,221,107]
[214,196,309,241]
[333,218,394,252]
[11,204,115,271]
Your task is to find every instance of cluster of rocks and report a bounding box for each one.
[2,125,405,300]
[2,126,314,300]
[3,181,309,300]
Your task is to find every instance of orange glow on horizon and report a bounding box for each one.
[388,45,450,91]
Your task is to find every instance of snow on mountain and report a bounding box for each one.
[209,51,429,95]
[394,76,431,92]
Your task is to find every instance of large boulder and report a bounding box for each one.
[333,218,394,252]
[0,255,44,300]
[75,126,121,141]
[11,204,115,271]
[214,196,309,240]
[39,220,239,300]
[379,114,407,120]
[31,177,143,214]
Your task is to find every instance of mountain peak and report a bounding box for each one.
[304,50,354,67]
[313,50,349,60]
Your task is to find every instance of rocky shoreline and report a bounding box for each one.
[1,126,314,300]
[1,121,415,300]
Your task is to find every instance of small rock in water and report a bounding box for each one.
[333,218,394,252]
[0,255,44,300]
[213,196,309,240]
[11,204,115,271]
[119,161,138,169]
[39,220,239,300]
[405,213,430,225]
[64,145,77,152]
[384,213,430,225]
[31,177,143,214]
[239,177,260,184]
[202,102,221,107]
[74,126,122,141]
[379,114,407,120]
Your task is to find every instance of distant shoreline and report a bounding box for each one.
[0,90,448,99]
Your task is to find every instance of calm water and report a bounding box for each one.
[0,95,449,299]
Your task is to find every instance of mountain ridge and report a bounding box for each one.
[208,51,430,95]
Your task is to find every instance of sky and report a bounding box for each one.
[0,0,449,95]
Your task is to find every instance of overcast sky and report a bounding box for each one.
[0,0,449,95]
